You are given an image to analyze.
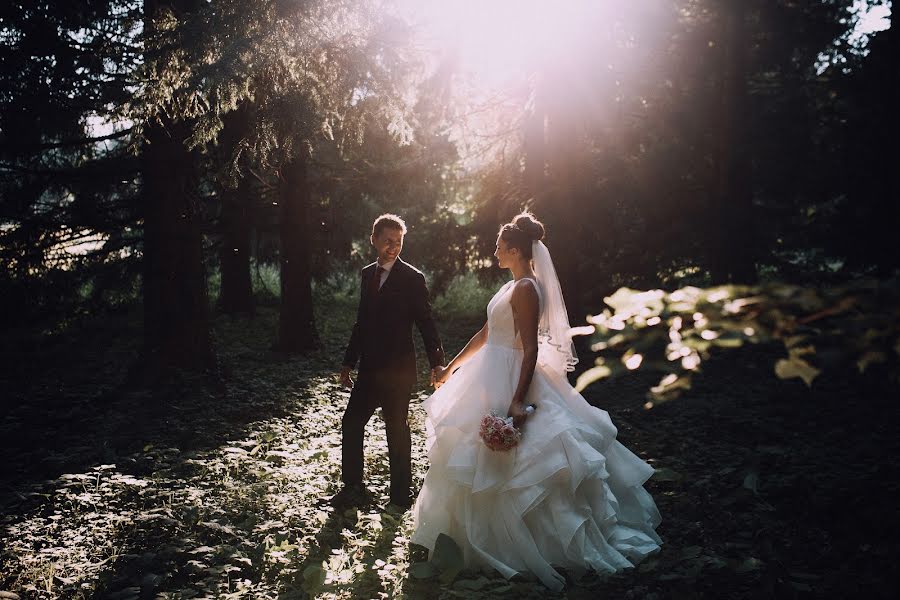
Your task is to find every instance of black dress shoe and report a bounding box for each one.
[328,484,371,507]
[387,493,415,510]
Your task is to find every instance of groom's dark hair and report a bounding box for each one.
[372,213,408,237]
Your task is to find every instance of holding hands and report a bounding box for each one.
[431,322,487,391]
[431,365,449,389]
[339,366,354,389]
[343,364,450,391]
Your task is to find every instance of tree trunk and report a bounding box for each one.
[141,0,214,372]
[871,24,899,275]
[218,175,254,314]
[276,153,319,352]
[217,107,254,315]
[141,116,215,371]
[710,0,756,283]
[885,25,899,274]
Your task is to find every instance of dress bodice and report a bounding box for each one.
[485,278,542,349]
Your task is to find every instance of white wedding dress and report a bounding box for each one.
[411,278,662,590]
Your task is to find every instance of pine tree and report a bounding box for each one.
[139,0,215,372]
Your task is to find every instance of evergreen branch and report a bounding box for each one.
[1,129,133,152]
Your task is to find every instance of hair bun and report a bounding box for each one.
[513,212,545,242]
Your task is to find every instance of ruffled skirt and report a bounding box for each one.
[411,344,662,590]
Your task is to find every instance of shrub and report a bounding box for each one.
[433,271,505,321]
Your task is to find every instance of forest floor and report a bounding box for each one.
[0,301,897,599]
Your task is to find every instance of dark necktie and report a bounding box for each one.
[370,265,384,296]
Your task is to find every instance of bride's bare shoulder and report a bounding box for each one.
[510,278,539,304]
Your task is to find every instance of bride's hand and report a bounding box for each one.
[507,400,529,429]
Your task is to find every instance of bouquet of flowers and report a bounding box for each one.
[479,405,535,451]
[479,412,520,451]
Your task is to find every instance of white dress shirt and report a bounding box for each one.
[376,257,397,289]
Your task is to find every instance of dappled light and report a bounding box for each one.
[0,308,434,599]
[1,0,897,597]
[5,285,897,597]
[624,353,644,370]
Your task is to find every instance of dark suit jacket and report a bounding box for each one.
[342,258,444,388]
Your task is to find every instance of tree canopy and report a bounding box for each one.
[0,0,894,371]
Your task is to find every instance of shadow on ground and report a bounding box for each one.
[1,307,896,599]
[576,342,898,598]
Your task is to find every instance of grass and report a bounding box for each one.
[0,276,896,599]
[208,261,283,307]
[0,273,495,600]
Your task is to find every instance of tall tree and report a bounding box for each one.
[140,0,215,371]
[276,151,317,350]
[709,0,755,283]
[827,11,898,275]
[0,1,142,326]
[140,0,423,351]
[215,104,254,315]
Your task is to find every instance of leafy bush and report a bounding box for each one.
[207,267,222,304]
[253,262,282,304]
[312,268,359,307]
[208,260,283,307]
[207,263,503,343]
[574,277,900,403]
[432,272,505,321]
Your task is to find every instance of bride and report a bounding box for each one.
[411,212,662,590]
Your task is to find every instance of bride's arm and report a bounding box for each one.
[434,322,488,387]
[508,281,540,427]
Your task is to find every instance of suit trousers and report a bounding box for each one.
[341,370,413,501]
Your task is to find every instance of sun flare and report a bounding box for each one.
[397,0,627,90]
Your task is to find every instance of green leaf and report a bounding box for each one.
[712,334,744,348]
[774,357,820,387]
[603,287,643,312]
[650,373,692,400]
[574,365,612,392]
[856,351,886,373]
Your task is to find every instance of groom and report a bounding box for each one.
[336,214,444,509]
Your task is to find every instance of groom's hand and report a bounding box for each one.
[431,365,447,389]
[339,366,354,389]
